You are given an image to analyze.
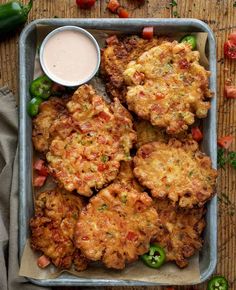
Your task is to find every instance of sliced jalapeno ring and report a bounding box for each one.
[141,244,166,269]
[27,97,43,117]
[207,276,228,290]
[180,35,197,50]
[29,75,52,99]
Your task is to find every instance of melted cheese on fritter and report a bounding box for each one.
[75,182,158,269]
[46,85,137,196]
[124,41,212,134]
[134,139,217,208]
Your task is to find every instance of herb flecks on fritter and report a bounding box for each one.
[30,188,88,271]
[101,35,162,102]
[46,84,137,196]
[75,182,158,270]
[32,97,68,153]
[153,199,206,268]
[123,41,212,134]
[134,139,217,208]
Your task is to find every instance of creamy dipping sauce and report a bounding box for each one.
[41,29,99,86]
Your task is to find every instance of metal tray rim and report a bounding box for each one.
[19,17,217,286]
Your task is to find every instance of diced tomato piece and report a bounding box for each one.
[224,85,236,98]
[105,35,119,45]
[178,59,190,69]
[34,159,45,171]
[33,175,47,187]
[224,40,236,59]
[126,231,138,241]
[76,0,96,8]
[34,159,48,176]
[98,111,111,121]
[166,288,175,290]
[191,127,203,142]
[117,7,129,18]
[217,135,234,149]
[98,163,109,172]
[37,255,51,268]
[79,122,92,133]
[228,31,236,45]
[107,0,120,12]
[142,26,154,40]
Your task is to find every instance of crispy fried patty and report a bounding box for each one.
[75,182,158,269]
[153,199,206,268]
[30,188,88,270]
[124,41,212,134]
[101,35,162,102]
[134,139,217,208]
[46,85,137,196]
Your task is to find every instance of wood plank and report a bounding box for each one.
[0,0,235,289]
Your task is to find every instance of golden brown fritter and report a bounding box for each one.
[135,119,168,149]
[30,188,88,270]
[32,97,69,153]
[153,199,206,268]
[101,35,162,102]
[124,41,212,134]
[46,85,137,196]
[75,182,158,269]
[134,139,217,208]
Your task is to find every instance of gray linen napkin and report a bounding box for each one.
[0,86,47,290]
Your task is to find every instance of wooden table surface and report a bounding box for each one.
[0,0,236,289]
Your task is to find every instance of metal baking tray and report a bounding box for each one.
[19,18,217,287]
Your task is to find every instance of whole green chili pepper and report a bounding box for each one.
[141,244,166,269]
[180,35,197,50]
[0,0,33,36]
[27,97,42,117]
[29,75,52,100]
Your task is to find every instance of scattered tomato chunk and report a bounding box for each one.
[107,0,120,12]
[126,231,138,241]
[142,26,154,40]
[97,111,111,122]
[105,35,119,45]
[76,0,96,9]
[217,135,234,149]
[191,127,203,142]
[37,255,51,268]
[33,175,47,187]
[228,31,236,44]
[224,85,236,98]
[34,159,48,176]
[117,7,129,18]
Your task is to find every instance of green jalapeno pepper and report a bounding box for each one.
[141,244,166,269]
[27,96,43,117]
[180,35,197,50]
[207,276,228,290]
[29,75,52,100]
[0,0,33,36]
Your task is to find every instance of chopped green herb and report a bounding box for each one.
[217,148,236,169]
[170,0,177,7]
[189,170,194,177]
[101,155,109,163]
[98,204,108,211]
[121,193,127,204]
[173,10,180,17]
[72,212,78,219]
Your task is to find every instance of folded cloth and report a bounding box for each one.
[0,86,48,290]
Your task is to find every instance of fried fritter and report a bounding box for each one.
[46,85,137,196]
[134,139,217,208]
[101,35,162,102]
[153,199,206,268]
[124,41,212,134]
[32,97,68,153]
[75,182,158,269]
[135,119,168,148]
[30,188,88,271]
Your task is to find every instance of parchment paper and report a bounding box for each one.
[19,24,210,285]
